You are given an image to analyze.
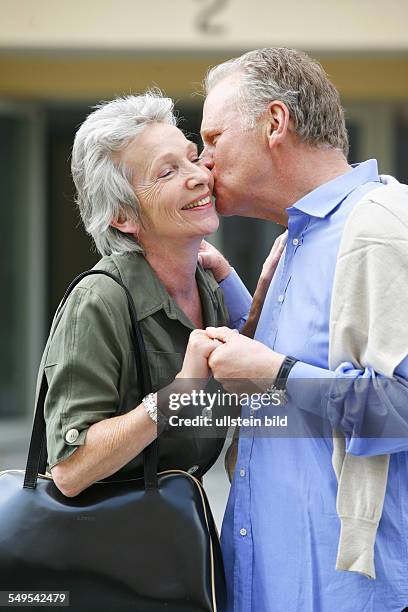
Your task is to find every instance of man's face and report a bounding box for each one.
[200,75,271,218]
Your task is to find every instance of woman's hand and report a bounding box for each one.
[260,230,288,283]
[176,329,223,380]
[198,240,231,283]
[241,230,288,338]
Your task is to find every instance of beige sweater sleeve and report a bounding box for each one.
[329,182,408,579]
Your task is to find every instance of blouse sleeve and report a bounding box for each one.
[42,285,126,469]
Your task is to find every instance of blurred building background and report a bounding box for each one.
[0,0,407,526]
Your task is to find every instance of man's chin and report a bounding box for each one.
[214,197,234,217]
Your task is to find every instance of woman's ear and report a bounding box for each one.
[110,214,139,235]
[265,101,291,149]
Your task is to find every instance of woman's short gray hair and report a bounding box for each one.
[204,47,349,156]
[71,91,177,256]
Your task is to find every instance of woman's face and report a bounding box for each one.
[118,123,219,243]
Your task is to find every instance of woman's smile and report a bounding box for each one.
[181,193,213,211]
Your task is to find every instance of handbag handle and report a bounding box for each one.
[23,269,159,491]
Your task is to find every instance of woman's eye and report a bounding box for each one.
[192,156,201,163]
[158,168,173,178]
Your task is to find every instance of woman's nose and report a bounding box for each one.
[200,147,214,171]
[186,164,211,189]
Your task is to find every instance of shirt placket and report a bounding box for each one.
[232,215,310,612]
[233,399,256,612]
[269,215,307,349]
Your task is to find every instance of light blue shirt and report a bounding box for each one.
[220,160,408,612]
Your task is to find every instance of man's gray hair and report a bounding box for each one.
[204,48,349,156]
[71,92,177,256]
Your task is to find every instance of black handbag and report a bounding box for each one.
[0,270,226,612]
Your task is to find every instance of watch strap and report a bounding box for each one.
[274,355,298,390]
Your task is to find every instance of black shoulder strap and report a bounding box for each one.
[23,269,158,491]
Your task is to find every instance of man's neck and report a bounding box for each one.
[286,148,351,205]
[265,146,352,226]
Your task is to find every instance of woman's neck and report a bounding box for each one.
[142,235,201,301]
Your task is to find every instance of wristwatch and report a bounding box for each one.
[266,355,298,405]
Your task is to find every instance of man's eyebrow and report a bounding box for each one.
[201,127,218,142]
[201,128,213,138]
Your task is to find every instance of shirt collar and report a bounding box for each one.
[109,251,218,327]
[288,159,380,218]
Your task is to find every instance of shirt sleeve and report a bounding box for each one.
[287,356,408,456]
[219,269,252,331]
[43,286,124,469]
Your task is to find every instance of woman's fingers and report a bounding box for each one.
[262,230,288,279]
[177,329,223,379]
[205,326,239,343]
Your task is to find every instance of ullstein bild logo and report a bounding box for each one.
[168,414,288,428]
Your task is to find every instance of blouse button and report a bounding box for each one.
[65,428,79,444]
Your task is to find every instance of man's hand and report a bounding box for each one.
[242,230,287,338]
[176,329,222,380]
[205,326,285,391]
[198,240,231,283]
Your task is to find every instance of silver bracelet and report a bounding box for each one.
[142,393,158,424]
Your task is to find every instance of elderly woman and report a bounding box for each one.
[40,92,235,498]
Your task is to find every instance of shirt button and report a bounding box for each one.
[187,465,199,475]
[278,294,284,303]
[65,428,79,443]
[239,468,246,477]
[292,238,299,246]
[240,528,247,537]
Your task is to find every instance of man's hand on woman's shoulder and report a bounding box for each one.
[198,240,231,283]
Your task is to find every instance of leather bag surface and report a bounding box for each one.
[0,270,226,612]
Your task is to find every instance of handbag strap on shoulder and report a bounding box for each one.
[23,269,158,491]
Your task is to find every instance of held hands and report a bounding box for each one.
[205,327,285,391]
[178,327,285,393]
[176,329,223,380]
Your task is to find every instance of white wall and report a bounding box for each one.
[0,0,407,52]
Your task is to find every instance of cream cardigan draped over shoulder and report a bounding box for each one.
[329,175,408,579]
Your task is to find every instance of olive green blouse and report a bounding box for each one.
[37,252,229,479]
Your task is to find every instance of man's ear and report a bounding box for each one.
[110,214,139,235]
[265,101,291,149]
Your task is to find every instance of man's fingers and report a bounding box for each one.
[205,326,239,342]
[198,239,211,253]
[207,345,222,370]
[205,338,223,354]
[188,329,222,355]
[198,252,213,268]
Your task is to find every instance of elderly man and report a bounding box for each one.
[199,48,408,612]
